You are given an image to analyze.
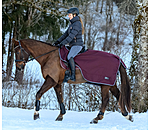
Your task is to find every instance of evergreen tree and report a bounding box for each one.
[2,0,69,82]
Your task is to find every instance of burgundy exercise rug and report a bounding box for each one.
[59,46,126,86]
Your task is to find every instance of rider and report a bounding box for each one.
[54,7,84,81]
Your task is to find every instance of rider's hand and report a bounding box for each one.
[55,44,63,48]
[53,40,60,46]
[59,40,66,48]
[59,44,64,48]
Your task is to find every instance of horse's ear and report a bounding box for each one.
[12,38,19,46]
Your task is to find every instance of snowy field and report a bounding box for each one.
[2,106,148,130]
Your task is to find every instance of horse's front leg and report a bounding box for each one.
[54,84,66,121]
[34,75,57,120]
[90,85,110,124]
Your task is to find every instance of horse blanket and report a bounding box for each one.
[59,46,126,86]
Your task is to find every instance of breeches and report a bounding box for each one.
[67,46,83,60]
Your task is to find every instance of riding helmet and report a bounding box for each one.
[67,7,79,15]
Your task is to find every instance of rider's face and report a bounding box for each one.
[68,13,73,20]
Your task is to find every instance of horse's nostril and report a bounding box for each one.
[17,67,21,71]
[21,64,24,69]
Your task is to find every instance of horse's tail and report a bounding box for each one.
[119,64,131,113]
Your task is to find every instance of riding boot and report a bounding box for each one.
[68,57,76,81]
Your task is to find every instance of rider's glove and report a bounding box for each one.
[53,40,60,46]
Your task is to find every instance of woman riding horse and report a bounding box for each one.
[12,7,133,123]
[54,7,84,81]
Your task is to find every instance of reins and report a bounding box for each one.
[27,48,58,62]
[15,40,58,63]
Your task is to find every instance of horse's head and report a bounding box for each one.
[12,38,30,71]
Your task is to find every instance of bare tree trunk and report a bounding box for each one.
[68,84,72,110]
[87,17,92,49]
[116,14,121,45]
[14,20,24,84]
[13,4,24,84]
[100,0,104,13]
[137,0,148,112]
[5,27,14,81]
[130,0,148,113]
[2,32,5,68]
[103,3,108,51]
[83,7,87,45]
[96,0,99,12]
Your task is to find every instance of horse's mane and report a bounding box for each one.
[21,39,54,47]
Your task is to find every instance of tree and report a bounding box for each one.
[3,0,147,114]
[129,0,148,112]
[2,0,69,83]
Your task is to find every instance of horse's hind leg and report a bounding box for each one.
[34,75,57,120]
[109,84,127,113]
[109,84,120,101]
[54,84,66,121]
[90,85,110,124]
[110,84,133,122]
[109,85,127,114]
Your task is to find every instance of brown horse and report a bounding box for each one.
[12,38,133,123]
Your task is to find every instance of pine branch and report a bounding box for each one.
[2,0,66,16]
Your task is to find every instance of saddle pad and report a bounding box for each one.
[59,46,126,86]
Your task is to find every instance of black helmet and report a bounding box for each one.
[67,7,79,15]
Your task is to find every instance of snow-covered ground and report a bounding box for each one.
[2,106,148,130]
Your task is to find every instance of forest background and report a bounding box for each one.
[2,0,148,113]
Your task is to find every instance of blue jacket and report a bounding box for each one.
[57,16,83,47]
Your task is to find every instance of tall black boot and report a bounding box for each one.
[68,57,76,81]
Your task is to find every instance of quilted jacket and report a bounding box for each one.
[57,16,83,47]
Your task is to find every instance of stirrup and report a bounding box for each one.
[63,70,75,82]
[63,70,70,82]
[70,74,75,81]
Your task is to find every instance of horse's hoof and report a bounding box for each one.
[129,115,134,122]
[34,113,40,120]
[124,115,134,122]
[55,116,63,121]
[90,119,98,124]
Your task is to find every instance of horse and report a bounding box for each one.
[12,38,133,123]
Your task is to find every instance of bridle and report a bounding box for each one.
[14,41,30,63]
[14,40,58,64]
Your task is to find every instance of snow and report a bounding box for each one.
[24,60,45,83]
[2,1,148,130]
[2,106,148,130]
